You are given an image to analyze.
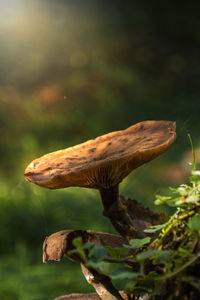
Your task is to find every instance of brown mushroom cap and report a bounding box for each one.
[54,293,101,300]
[24,120,176,190]
[54,292,128,300]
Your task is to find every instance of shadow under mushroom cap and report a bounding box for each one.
[24,120,176,190]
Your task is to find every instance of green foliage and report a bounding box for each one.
[70,168,200,299]
[67,237,93,262]
[105,246,130,258]
[154,179,200,208]
[124,237,151,249]
[188,214,200,231]
[0,256,93,300]
[0,181,111,300]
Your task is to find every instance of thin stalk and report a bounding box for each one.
[188,133,196,172]
[155,252,200,281]
[152,209,195,249]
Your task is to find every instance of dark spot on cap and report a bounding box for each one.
[41,167,52,172]
[108,142,112,146]
[56,163,62,167]
[67,162,75,167]
[74,167,82,170]
[118,149,125,153]
[67,157,86,161]
[140,124,145,130]
[120,138,128,143]
[89,148,96,153]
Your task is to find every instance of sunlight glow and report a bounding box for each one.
[0,0,25,24]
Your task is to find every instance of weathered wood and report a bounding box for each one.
[43,230,125,263]
[43,230,127,300]
[102,195,168,241]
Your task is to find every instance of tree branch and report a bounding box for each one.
[81,264,125,300]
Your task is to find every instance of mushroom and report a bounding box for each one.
[54,292,128,300]
[54,293,102,300]
[24,121,176,238]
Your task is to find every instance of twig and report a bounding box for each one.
[81,264,125,300]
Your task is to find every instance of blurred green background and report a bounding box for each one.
[0,1,200,299]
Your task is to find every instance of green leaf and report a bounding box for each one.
[144,224,166,233]
[69,237,88,261]
[110,270,141,280]
[186,195,199,203]
[82,242,94,250]
[67,247,87,261]
[154,195,171,205]
[152,250,173,265]
[86,260,122,275]
[188,214,200,231]
[86,260,109,272]
[169,187,179,193]
[88,245,107,260]
[72,237,83,247]
[189,175,200,184]
[67,249,78,256]
[175,195,199,205]
[105,246,129,258]
[124,237,151,249]
[136,249,173,264]
[177,185,191,196]
[136,250,162,261]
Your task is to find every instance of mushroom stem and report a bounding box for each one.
[99,188,145,240]
[100,184,119,213]
[81,264,124,300]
